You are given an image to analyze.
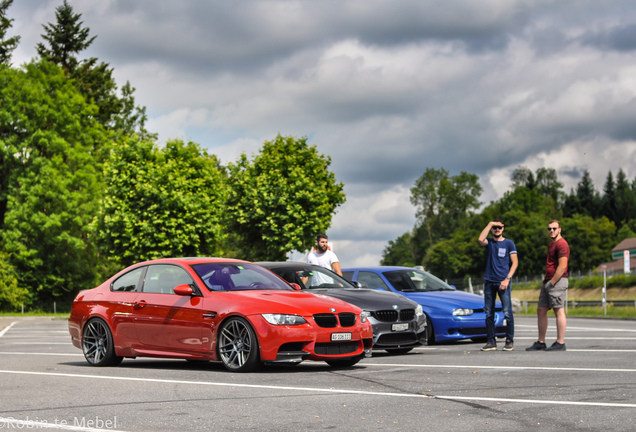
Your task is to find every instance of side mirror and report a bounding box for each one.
[173,284,194,296]
[289,283,301,291]
[350,281,368,288]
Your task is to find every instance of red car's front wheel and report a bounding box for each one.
[218,317,261,372]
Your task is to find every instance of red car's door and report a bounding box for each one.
[133,264,206,352]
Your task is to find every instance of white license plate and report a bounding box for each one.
[331,332,352,341]
[392,323,409,332]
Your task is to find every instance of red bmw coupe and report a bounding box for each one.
[68,258,373,372]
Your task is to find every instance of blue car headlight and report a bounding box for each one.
[361,311,370,323]
[452,308,473,316]
[415,304,424,318]
[262,314,307,325]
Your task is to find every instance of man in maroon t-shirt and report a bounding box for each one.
[526,220,570,351]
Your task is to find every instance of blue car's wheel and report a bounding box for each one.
[425,315,435,345]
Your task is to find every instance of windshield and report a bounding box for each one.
[383,269,455,292]
[191,262,294,292]
[272,266,353,289]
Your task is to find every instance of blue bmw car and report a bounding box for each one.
[342,266,506,344]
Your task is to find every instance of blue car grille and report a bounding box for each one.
[313,313,357,328]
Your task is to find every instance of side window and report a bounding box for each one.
[143,265,193,294]
[341,271,354,280]
[357,271,389,290]
[111,267,145,292]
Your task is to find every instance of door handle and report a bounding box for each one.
[134,300,147,309]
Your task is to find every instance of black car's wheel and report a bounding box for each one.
[425,315,435,345]
[326,355,363,368]
[218,317,261,372]
[82,318,123,367]
[385,347,413,355]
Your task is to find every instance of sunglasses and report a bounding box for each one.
[548,227,559,231]
[492,226,504,230]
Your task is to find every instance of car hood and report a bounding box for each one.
[400,290,495,309]
[216,290,362,315]
[306,288,417,311]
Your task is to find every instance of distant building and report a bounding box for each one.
[596,237,636,274]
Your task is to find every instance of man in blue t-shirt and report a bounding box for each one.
[478,220,518,351]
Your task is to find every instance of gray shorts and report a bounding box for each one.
[538,278,568,309]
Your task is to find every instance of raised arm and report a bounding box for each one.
[478,221,494,246]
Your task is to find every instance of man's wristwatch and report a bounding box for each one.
[505,276,511,280]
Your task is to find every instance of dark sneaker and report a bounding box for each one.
[503,339,514,351]
[481,342,497,351]
[545,341,566,351]
[525,341,547,351]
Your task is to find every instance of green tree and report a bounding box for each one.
[601,170,617,225]
[0,252,27,309]
[410,168,482,251]
[561,215,616,273]
[36,0,151,137]
[98,137,227,268]
[226,134,345,261]
[380,231,416,267]
[615,169,636,229]
[0,0,20,65]
[564,169,601,218]
[0,60,108,307]
[424,226,484,280]
[511,166,562,203]
[511,166,535,190]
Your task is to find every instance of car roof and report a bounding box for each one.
[256,261,325,270]
[133,257,251,266]
[342,266,417,272]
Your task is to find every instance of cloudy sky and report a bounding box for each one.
[7,0,636,266]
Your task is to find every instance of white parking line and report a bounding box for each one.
[1,369,635,409]
[0,322,17,338]
[0,352,83,356]
[367,363,636,372]
[516,324,636,333]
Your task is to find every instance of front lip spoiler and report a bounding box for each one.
[267,351,311,364]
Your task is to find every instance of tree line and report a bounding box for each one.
[381,167,636,281]
[0,1,345,310]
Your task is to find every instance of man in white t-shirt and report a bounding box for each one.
[307,233,342,276]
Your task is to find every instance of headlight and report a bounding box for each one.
[262,314,307,325]
[415,304,424,317]
[452,308,473,316]
[361,311,370,323]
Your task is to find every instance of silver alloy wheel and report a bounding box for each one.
[83,319,109,364]
[82,319,122,366]
[218,318,258,371]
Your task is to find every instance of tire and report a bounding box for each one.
[82,318,123,367]
[218,317,261,372]
[425,315,435,345]
[326,355,363,368]
[385,347,413,355]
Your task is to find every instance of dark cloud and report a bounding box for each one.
[8,0,636,266]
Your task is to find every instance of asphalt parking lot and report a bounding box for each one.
[1,316,635,431]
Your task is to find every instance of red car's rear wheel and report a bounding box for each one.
[82,318,123,367]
